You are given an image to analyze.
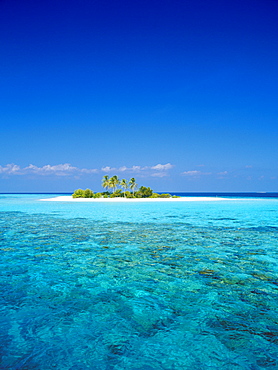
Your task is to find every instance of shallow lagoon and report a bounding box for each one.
[0,194,278,369]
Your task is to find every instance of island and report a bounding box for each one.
[40,176,227,202]
[72,175,180,199]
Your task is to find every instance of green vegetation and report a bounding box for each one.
[84,189,94,198]
[120,178,128,197]
[135,186,153,198]
[72,176,180,199]
[129,177,137,196]
[72,189,85,198]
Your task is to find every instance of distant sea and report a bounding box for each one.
[0,193,278,369]
[171,192,278,198]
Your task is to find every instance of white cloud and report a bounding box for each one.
[217,171,228,175]
[0,164,20,174]
[0,162,174,178]
[181,170,212,178]
[151,163,173,171]
[101,165,144,173]
[116,165,143,172]
[101,166,115,172]
[101,163,173,174]
[119,166,128,172]
[26,163,78,175]
[131,165,142,172]
[151,172,168,177]
[0,163,98,177]
[182,170,201,176]
[80,168,98,174]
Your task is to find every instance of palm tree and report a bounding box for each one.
[109,175,120,193]
[129,177,137,196]
[102,175,110,193]
[120,179,128,197]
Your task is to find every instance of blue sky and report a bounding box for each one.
[0,0,277,192]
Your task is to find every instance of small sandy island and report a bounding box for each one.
[40,196,227,202]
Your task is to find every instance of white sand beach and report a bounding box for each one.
[40,196,226,202]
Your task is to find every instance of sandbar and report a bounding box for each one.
[40,196,226,202]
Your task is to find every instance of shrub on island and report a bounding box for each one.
[110,189,124,198]
[150,192,171,198]
[135,186,153,198]
[73,189,94,198]
[84,189,94,198]
[124,191,134,198]
[72,189,85,198]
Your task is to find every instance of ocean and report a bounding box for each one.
[0,193,278,369]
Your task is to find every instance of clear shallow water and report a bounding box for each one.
[0,194,278,369]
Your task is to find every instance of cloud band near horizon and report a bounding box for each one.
[0,163,174,177]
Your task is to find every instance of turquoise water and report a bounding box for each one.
[0,194,278,369]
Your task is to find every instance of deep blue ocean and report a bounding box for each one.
[0,193,278,369]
